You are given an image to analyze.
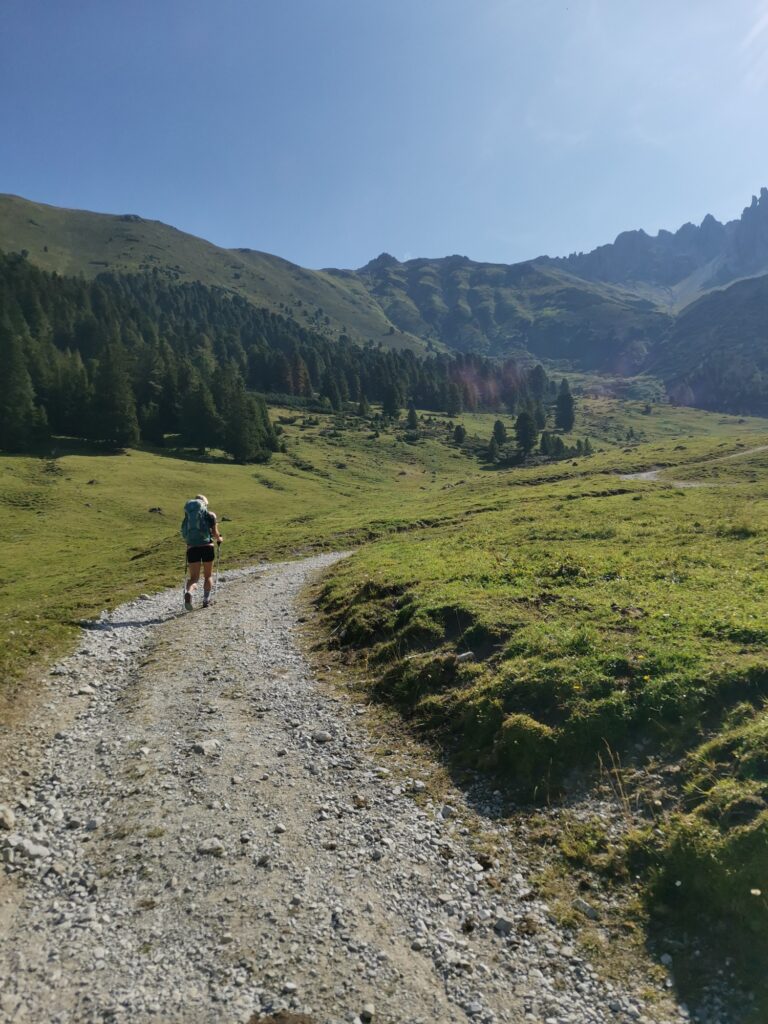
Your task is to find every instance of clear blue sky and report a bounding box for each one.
[2,0,767,268]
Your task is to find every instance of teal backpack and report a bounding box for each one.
[181,498,212,546]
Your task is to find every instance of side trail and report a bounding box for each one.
[0,554,684,1024]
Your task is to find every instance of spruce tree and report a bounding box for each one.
[453,424,466,444]
[0,328,44,451]
[555,378,576,432]
[90,345,140,447]
[406,401,418,430]
[180,377,223,450]
[382,381,402,418]
[515,410,538,456]
[528,364,548,400]
[221,374,276,463]
[488,436,500,462]
[445,382,462,417]
[320,371,343,411]
[492,419,507,445]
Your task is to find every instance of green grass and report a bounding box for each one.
[4,397,768,1015]
[0,411,492,682]
[311,404,768,1015]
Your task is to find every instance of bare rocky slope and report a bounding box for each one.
[0,555,695,1023]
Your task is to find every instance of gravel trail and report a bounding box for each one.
[0,554,685,1024]
[620,443,768,487]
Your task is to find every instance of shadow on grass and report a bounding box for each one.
[2,435,257,466]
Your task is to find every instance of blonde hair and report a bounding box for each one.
[195,494,208,505]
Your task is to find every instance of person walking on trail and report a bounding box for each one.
[181,494,222,609]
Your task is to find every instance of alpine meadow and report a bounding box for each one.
[3,13,768,1017]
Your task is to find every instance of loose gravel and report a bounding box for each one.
[0,554,691,1024]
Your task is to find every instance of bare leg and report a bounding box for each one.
[186,561,201,597]
[203,560,214,601]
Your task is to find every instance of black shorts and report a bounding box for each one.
[187,545,215,564]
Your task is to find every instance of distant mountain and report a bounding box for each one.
[650,271,768,415]
[3,189,768,413]
[354,253,669,372]
[544,188,768,310]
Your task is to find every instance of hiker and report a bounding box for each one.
[180,494,222,609]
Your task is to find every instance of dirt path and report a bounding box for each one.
[0,555,685,1024]
[620,443,768,487]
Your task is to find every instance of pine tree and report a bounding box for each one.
[555,378,576,432]
[492,419,507,445]
[453,424,466,444]
[357,392,370,417]
[0,327,45,451]
[90,345,140,447]
[382,380,402,418]
[180,377,223,450]
[528,364,548,400]
[222,383,273,463]
[321,371,343,411]
[446,382,462,417]
[515,410,538,456]
[406,401,418,430]
[488,436,500,462]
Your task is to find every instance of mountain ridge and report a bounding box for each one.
[3,190,768,411]
[543,187,768,310]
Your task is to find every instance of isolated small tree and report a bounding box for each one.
[584,437,593,455]
[492,419,507,445]
[453,423,466,444]
[488,435,500,462]
[515,410,538,456]
[357,391,370,417]
[406,401,418,430]
[555,378,576,432]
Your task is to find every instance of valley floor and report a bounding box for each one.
[0,555,686,1024]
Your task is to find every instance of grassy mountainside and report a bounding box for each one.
[356,253,670,370]
[0,193,429,354]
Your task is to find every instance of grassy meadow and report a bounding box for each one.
[4,397,768,1013]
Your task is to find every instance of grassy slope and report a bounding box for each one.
[1,413,487,683]
[313,404,768,1016]
[4,400,768,1013]
[0,193,430,353]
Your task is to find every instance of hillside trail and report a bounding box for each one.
[620,443,768,487]
[0,554,688,1024]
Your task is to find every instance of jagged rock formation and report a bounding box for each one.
[546,188,768,303]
